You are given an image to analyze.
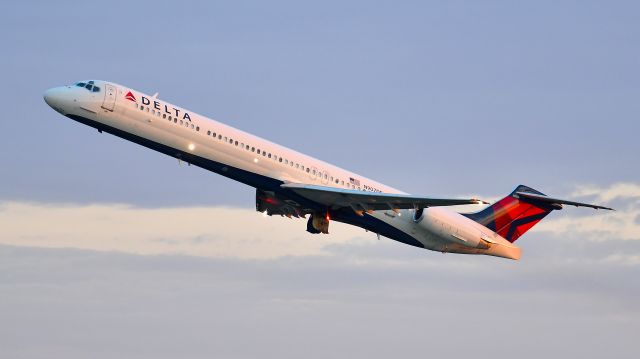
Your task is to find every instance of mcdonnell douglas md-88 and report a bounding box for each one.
[44,80,612,260]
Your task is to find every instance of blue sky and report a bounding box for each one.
[2,0,638,205]
[1,1,639,358]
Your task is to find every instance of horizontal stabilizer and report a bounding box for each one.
[514,191,614,211]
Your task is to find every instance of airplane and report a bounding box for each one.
[43,80,613,260]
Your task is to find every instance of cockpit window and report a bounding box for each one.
[74,81,100,93]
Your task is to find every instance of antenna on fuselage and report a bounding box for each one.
[151,92,159,98]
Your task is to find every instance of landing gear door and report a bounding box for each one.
[101,84,117,111]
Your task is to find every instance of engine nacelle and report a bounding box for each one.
[413,208,521,260]
[417,208,491,249]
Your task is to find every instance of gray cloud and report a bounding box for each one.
[1,234,638,359]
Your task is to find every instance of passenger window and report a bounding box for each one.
[180,120,183,125]
[306,168,310,173]
[284,159,288,164]
[257,149,260,155]
[262,152,266,156]
[163,114,167,119]
[218,135,222,140]
[140,106,144,111]
[212,132,216,137]
[174,118,177,123]
[207,130,211,135]
[268,153,271,158]
[234,141,238,146]
[251,147,255,152]
[196,126,199,131]
[279,158,283,163]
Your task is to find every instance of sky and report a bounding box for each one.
[1,1,639,358]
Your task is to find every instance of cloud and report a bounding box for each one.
[0,241,638,359]
[0,182,637,263]
[0,201,370,260]
[570,182,640,203]
[1,183,639,358]
[536,182,640,242]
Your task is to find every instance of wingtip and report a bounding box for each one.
[588,204,615,211]
[591,205,614,211]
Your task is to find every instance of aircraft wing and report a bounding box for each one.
[281,183,488,212]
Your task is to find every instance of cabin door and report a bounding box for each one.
[101,84,117,111]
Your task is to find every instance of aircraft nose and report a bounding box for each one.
[43,87,68,113]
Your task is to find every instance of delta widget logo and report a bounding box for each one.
[125,91,136,102]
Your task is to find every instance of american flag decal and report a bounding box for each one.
[349,177,360,186]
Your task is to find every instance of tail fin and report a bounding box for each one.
[463,185,558,243]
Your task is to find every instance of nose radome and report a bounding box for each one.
[43,87,68,113]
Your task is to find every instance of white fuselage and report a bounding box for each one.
[44,80,520,259]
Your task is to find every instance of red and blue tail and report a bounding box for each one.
[463,185,558,242]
